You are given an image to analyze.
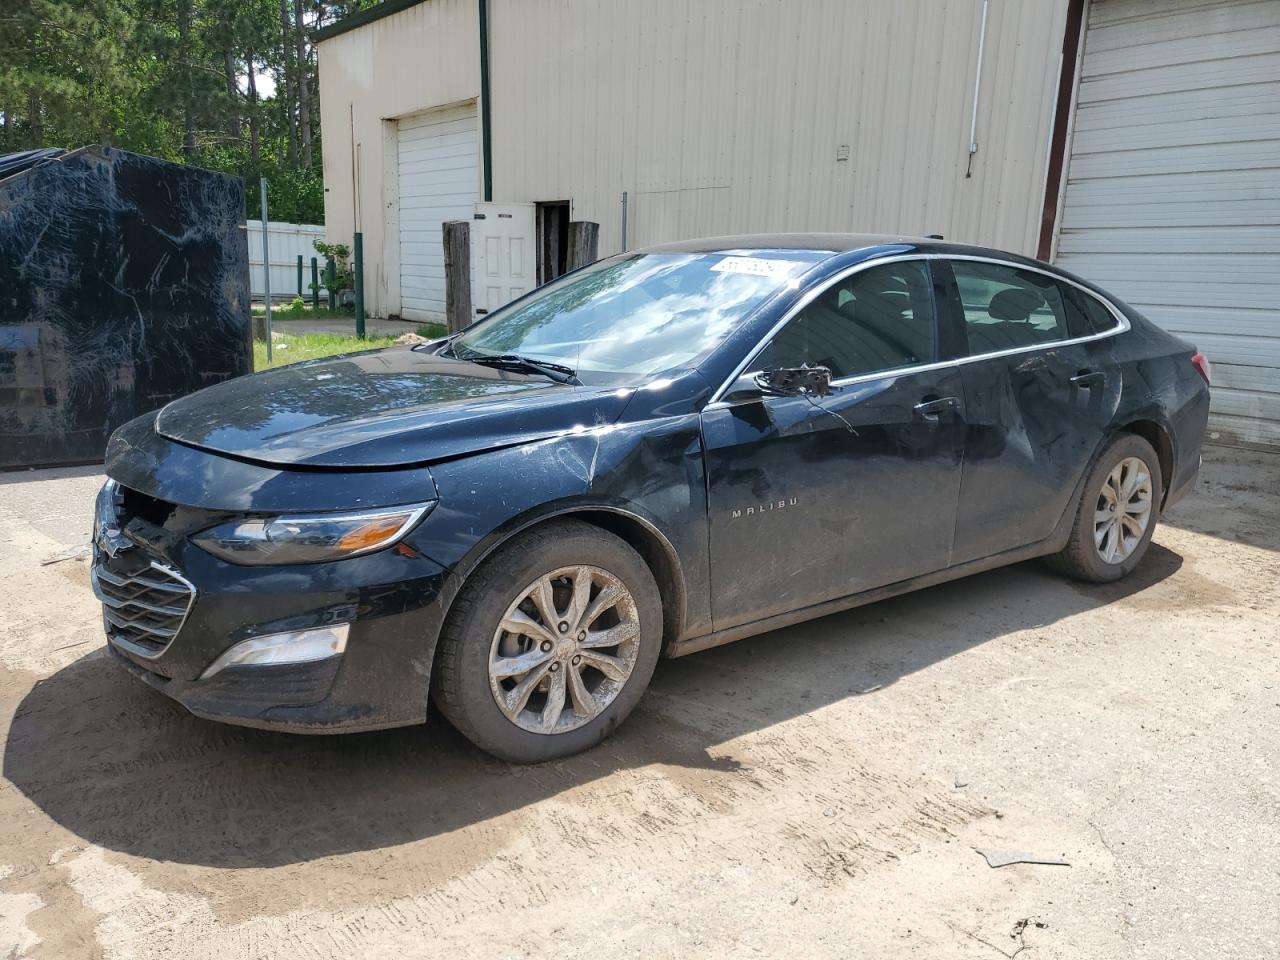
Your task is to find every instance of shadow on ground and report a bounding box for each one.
[4,546,1181,871]
[0,463,104,485]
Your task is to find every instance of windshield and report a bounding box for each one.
[448,251,824,380]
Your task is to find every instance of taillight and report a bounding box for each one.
[1191,352,1211,386]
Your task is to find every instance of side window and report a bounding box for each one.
[951,260,1071,356]
[1062,284,1121,337]
[762,261,935,379]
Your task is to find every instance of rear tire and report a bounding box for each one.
[432,519,662,763]
[1046,433,1162,583]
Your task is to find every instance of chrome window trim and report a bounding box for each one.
[705,252,1130,408]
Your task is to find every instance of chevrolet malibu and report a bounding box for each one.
[95,235,1211,762]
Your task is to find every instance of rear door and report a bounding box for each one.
[940,258,1124,564]
[702,258,965,631]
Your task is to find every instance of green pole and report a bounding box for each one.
[353,232,365,338]
[326,258,336,311]
[296,254,303,299]
[479,0,493,202]
[259,177,272,364]
[310,257,320,310]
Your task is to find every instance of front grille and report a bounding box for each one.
[92,560,195,656]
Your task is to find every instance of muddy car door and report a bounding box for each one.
[701,259,965,631]
[937,257,1125,564]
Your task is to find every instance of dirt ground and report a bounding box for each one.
[0,446,1276,959]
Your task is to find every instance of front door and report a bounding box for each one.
[702,259,965,631]
[940,258,1123,563]
[471,202,536,319]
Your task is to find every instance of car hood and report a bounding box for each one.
[155,347,633,468]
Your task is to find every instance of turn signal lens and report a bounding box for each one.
[334,515,412,551]
[191,502,434,565]
[1191,352,1211,386]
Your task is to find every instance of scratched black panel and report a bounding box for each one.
[0,146,250,468]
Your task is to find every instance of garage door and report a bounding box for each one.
[1055,0,1280,447]
[398,103,479,322]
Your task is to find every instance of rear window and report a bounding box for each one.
[951,260,1070,355]
[1063,285,1121,337]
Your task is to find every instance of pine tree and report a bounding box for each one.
[1,0,330,222]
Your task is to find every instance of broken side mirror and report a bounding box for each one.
[756,365,834,398]
[722,372,767,404]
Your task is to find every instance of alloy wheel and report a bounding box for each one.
[488,565,641,734]
[1094,456,1153,564]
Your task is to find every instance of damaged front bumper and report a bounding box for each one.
[108,642,348,731]
[95,535,451,732]
[94,415,456,732]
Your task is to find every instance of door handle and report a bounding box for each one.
[1070,370,1105,389]
[913,396,959,421]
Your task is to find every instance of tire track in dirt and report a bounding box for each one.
[3,452,1276,958]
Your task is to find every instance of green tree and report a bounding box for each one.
[1,0,330,223]
[0,0,139,150]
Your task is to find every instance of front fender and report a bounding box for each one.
[405,413,711,649]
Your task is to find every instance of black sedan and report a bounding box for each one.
[96,235,1211,762]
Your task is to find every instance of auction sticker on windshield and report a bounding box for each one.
[709,256,800,279]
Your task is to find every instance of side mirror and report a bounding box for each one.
[722,372,767,404]
[756,365,834,398]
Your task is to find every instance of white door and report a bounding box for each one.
[397,103,479,322]
[471,202,536,318]
[1054,0,1280,448]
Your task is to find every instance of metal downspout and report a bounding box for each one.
[965,0,990,179]
[479,0,493,202]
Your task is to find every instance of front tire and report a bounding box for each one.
[1047,433,1162,583]
[432,519,663,763]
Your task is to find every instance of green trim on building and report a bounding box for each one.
[313,0,427,43]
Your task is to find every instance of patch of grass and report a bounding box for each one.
[254,332,400,370]
[416,322,447,339]
[252,302,356,320]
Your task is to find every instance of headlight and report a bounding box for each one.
[190,502,434,565]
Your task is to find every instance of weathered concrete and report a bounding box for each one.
[0,447,1276,959]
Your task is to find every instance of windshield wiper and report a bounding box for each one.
[459,353,581,385]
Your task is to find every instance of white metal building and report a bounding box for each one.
[316,0,1280,447]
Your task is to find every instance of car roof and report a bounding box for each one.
[637,232,1048,268]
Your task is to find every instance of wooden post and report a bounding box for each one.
[567,221,600,271]
[442,220,472,334]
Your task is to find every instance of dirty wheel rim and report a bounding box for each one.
[488,565,641,734]
[1094,456,1153,565]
